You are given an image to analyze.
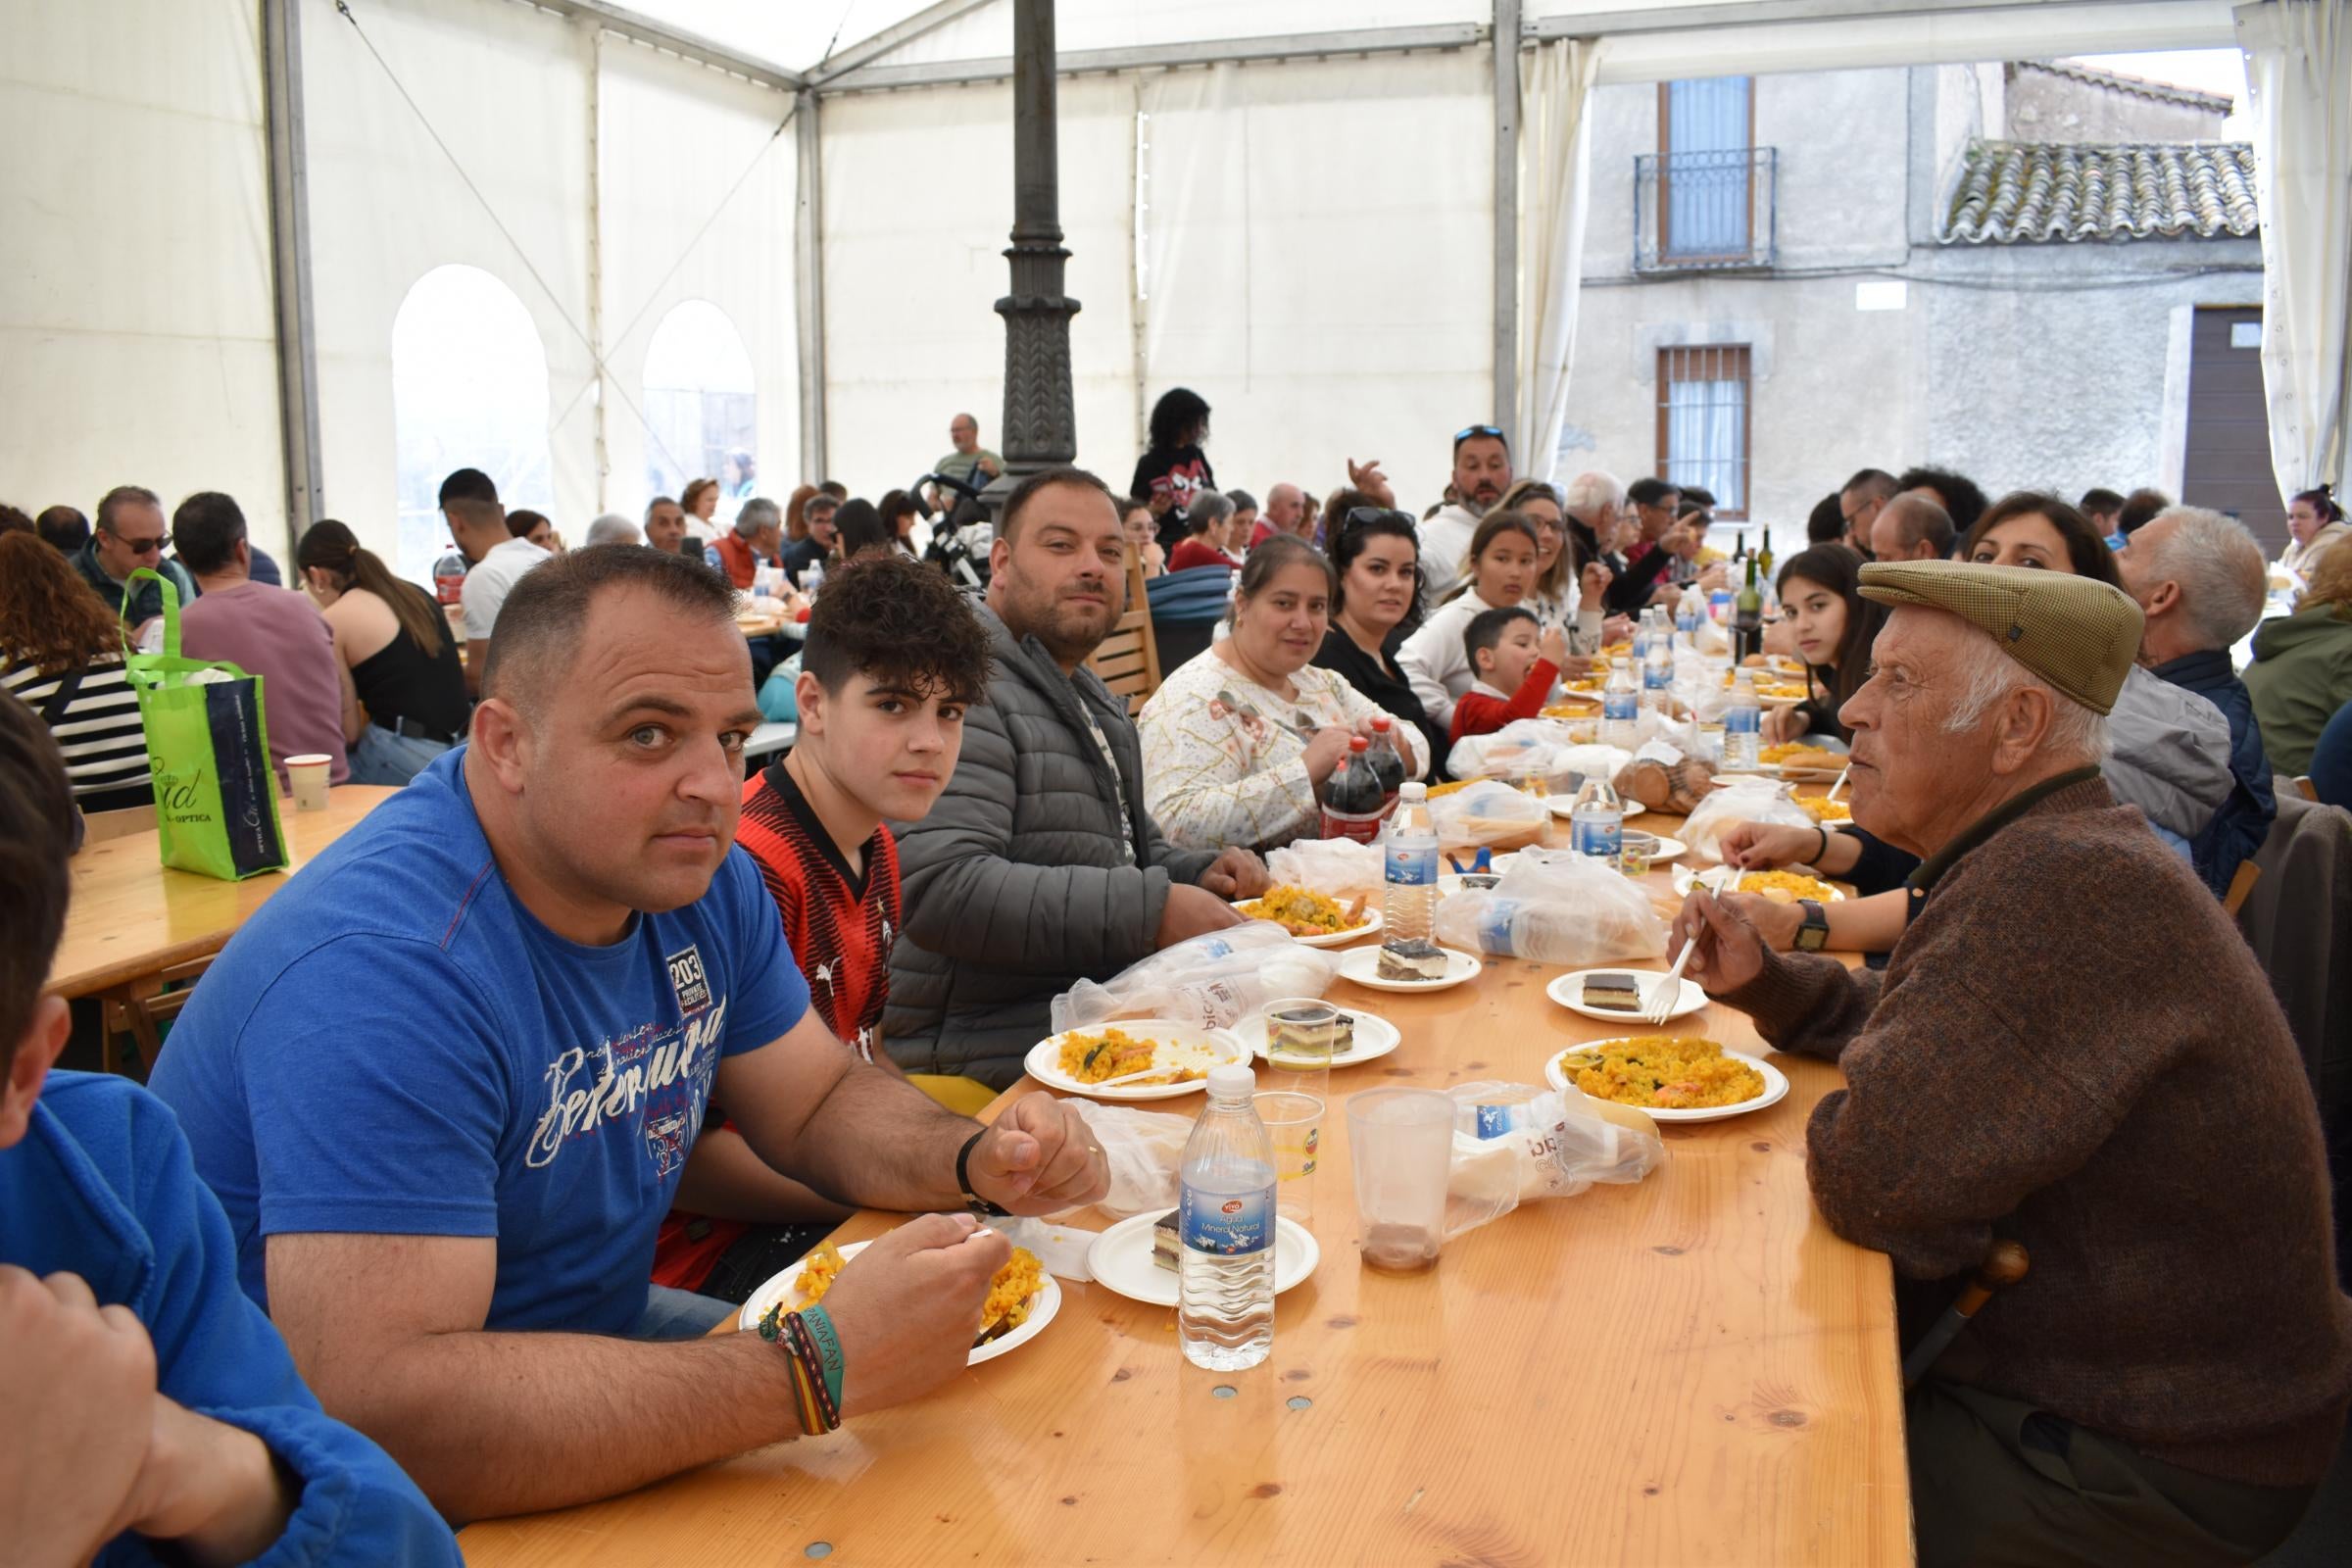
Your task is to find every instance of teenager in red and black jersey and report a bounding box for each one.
[653,552,996,1303]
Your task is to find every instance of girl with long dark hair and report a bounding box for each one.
[1762,544,1884,746]
[296,520,469,785]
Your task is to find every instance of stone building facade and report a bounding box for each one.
[1558,58,2268,545]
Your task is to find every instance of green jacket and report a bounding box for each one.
[2244,603,2352,774]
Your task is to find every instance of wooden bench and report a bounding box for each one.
[1085,558,1163,714]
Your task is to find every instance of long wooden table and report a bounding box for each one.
[461,808,1910,1565]
[47,785,400,1000]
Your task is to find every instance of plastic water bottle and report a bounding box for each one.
[803,561,826,599]
[1726,669,1763,772]
[1381,781,1441,945]
[1602,662,1640,749]
[1630,613,1651,663]
[1569,776,1624,864]
[1675,592,1702,648]
[1643,612,1674,695]
[1178,1064,1277,1371]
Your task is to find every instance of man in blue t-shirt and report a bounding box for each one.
[0,691,459,1565]
[150,547,1110,1523]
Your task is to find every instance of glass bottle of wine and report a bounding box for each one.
[1734,549,1763,662]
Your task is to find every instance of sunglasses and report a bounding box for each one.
[114,532,171,555]
[1453,423,1507,445]
[1342,506,1414,533]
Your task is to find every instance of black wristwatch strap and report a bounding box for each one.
[956,1127,1012,1218]
[1795,898,1830,952]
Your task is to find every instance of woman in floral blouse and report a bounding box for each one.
[1138,537,1429,853]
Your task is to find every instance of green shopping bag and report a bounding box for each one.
[120,568,290,880]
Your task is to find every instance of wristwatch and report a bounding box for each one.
[956,1127,1012,1219]
[1794,899,1831,953]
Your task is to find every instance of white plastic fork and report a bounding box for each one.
[1645,934,1698,1025]
[1826,765,1850,804]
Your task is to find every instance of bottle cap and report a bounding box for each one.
[1371,714,1392,731]
[1399,781,1428,800]
[1206,1064,1256,1098]
[1348,736,1368,752]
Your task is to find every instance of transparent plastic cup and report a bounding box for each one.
[1346,1088,1454,1273]
[1253,1090,1323,1226]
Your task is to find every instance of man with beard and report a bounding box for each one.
[886,469,1271,1086]
[1417,424,1513,608]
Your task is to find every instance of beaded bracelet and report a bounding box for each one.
[756,1300,843,1435]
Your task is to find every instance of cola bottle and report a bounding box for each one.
[1365,716,1407,815]
[1320,736,1386,844]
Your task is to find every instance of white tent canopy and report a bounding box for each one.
[16,0,2323,582]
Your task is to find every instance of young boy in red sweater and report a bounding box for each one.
[653,552,996,1304]
[1448,606,1569,745]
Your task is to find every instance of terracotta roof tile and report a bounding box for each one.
[1939,139,2259,245]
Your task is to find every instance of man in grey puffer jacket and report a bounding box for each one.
[887,469,1270,1086]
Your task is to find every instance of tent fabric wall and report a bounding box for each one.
[2237,0,2350,499]
[303,0,799,580]
[305,0,598,579]
[1135,50,1493,516]
[1514,36,1603,489]
[818,74,1137,498]
[595,36,799,523]
[0,0,284,545]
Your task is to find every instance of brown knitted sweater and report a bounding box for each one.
[1725,772,2352,1486]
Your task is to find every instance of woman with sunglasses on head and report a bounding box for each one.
[1312,498,1448,771]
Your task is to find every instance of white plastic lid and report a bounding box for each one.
[1399,781,1428,801]
[1206,1064,1256,1099]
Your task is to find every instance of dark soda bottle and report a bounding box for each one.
[1366,715,1406,815]
[1320,736,1386,844]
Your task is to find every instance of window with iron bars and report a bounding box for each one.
[1657,345,1751,519]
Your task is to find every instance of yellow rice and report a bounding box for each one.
[1555,1036,1763,1110]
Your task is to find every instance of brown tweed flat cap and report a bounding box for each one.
[1858,561,2142,714]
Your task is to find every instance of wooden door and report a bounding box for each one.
[2181,306,2284,553]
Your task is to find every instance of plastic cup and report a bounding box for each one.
[1258,996,1337,1102]
[1254,1090,1323,1226]
[285,754,332,811]
[1346,1088,1454,1273]
[1619,830,1656,878]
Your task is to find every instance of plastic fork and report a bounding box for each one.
[1645,935,1698,1025]
[1826,765,1850,804]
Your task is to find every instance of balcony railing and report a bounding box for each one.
[1635,148,1777,272]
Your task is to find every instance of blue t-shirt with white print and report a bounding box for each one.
[150,746,808,1335]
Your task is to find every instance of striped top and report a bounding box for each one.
[2,653,152,799]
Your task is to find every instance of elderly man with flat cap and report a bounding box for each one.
[1672,561,2352,1567]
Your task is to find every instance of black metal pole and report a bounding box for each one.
[987,0,1080,520]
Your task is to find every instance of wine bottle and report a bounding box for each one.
[1734,550,1763,662]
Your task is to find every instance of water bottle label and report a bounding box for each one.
[1478,901,1523,956]
[1642,664,1670,690]
[1572,816,1622,858]
[1727,710,1762,735]
[1181,1181,1275,1255]
[1603,694,1638,721]
[1474,1103,1522,1140]
[1384,842,1439,887]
